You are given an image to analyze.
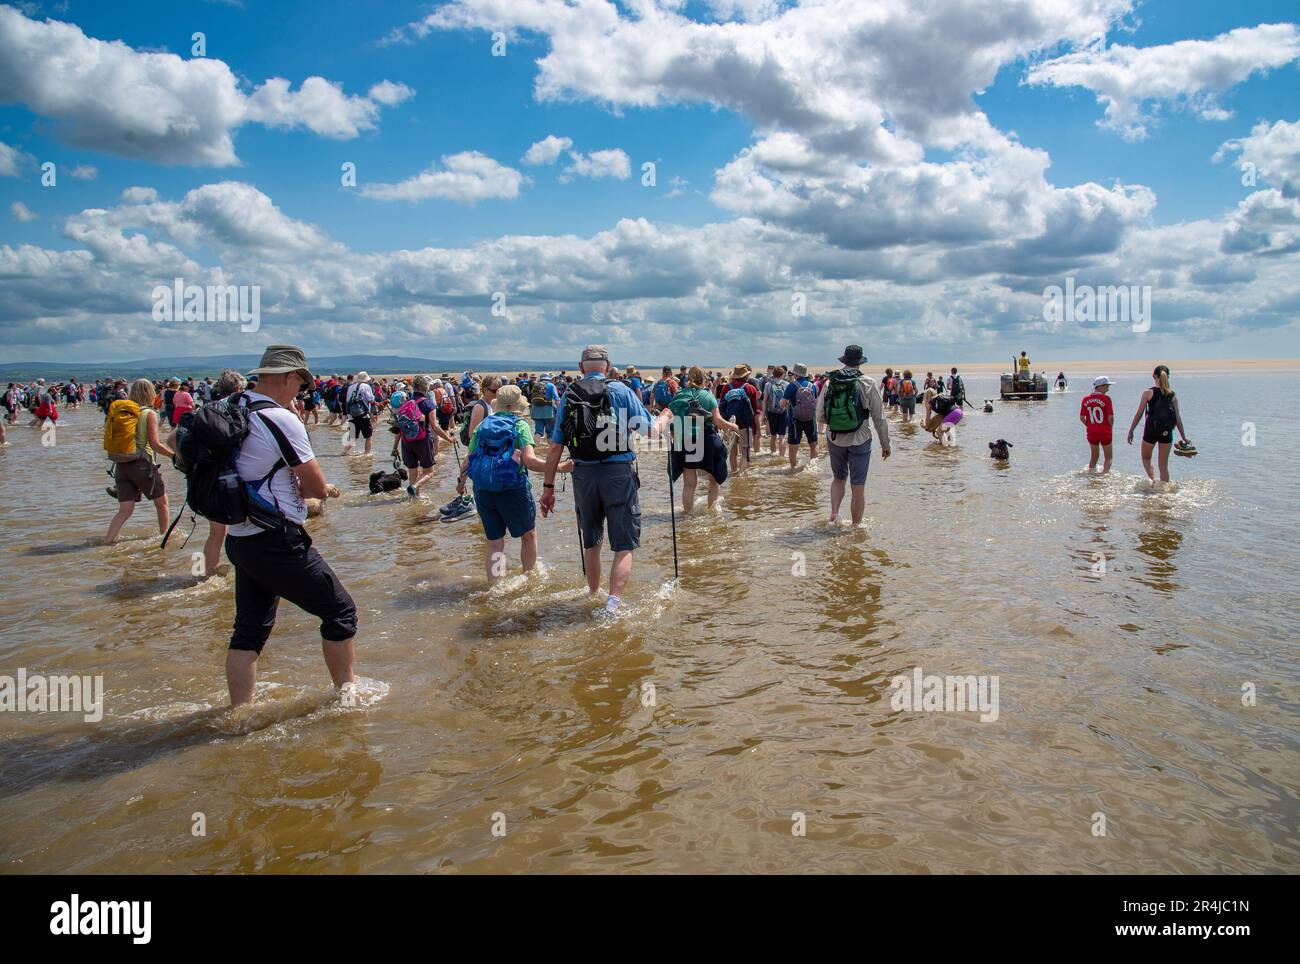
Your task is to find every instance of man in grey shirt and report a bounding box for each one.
[816,344,891,525]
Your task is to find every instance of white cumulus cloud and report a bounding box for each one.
[1026,24,1300,140]
[360,151,527,202]
[0,5,413,166]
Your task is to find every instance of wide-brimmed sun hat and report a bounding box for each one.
[730,364,751,379]
[249,344,313,384]
[492,384,529,416]
[793,363,809,377]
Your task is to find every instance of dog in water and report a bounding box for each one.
[368,467,409,494]
[305,483,341,519]
[989,439,1013,461]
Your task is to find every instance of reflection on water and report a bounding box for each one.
[1,373,1297,873]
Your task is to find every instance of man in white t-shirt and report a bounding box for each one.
[344,372,376,455]
[223,345,357,707]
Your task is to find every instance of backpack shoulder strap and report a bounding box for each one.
[249,407,303,481]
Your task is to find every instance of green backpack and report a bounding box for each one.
[824,369,866,437]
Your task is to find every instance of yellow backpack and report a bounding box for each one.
[104,399,143,461]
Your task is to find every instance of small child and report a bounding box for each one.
[1080,376,1115,472]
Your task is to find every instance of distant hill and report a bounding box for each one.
[0,354,619,382]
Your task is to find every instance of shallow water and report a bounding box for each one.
[1,371,1297,873]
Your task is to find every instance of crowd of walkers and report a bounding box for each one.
[0,346,1192,707]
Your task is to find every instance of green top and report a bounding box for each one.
[667,386,717,419]
[467,413,536,454]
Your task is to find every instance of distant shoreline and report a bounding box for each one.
[3,357,1297,381]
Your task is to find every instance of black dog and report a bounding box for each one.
[989,439,1012,461]
[368,467,409,494]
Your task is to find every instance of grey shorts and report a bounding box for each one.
[114,458,165,502]
[573,461,641,553]
[829,439,872,485]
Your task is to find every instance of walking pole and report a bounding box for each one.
[574,499,586,578]
[667,449,679,582]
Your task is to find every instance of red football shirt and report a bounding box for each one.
[1081,392,1113,442]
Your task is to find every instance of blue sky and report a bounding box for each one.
[1,0,1298,366]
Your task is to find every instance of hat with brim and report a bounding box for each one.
[730,364,751,380]
[839,344,866,366]
[793,363,809,377]
[492,385,529,417]
[249,344,313,385]
[1093,375,1112,387]
[356,371,371,383]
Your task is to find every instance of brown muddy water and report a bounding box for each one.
[1,371,1296,874]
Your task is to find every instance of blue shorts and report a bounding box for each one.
[788,418,818,444]
[474,484,536,541]
[534,417,554,437]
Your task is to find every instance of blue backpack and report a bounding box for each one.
[467,413,525,491]
[654,379,675,407]
[721,386,753,428]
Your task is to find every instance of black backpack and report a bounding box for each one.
[173,395,297,530]
[560,376,619,462]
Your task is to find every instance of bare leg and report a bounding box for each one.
[850,483,866,525]
[519,530,537,572]
[153,494,170,535]
[1157,441,1171,482]
[105,501,135,543]
[584,544,602,593]
[829,476,846,523]
[203,523,225,574]
[1140,440,1156,482]
[609,550,634,599]
[682,469,698,512]
[1101,443,1113,473]
[226,649,258,706]
[707,476,720,507]
[1087,442,1099,471]
[322,637,355,689]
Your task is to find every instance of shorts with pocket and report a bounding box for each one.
[829,439,873,485]
[474,484,537,541]
[350,415,373,439]
[788,418,818,445]
[114,458,165,502]
[573,461,641,553]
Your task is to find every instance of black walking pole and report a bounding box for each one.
[574,498,586,578]
[666,448,679,582]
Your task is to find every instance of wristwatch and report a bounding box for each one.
[543,483,555,489]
